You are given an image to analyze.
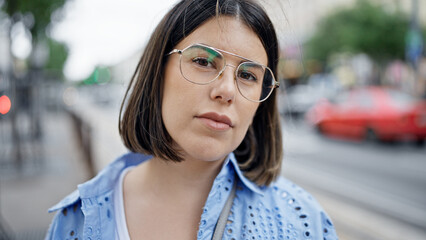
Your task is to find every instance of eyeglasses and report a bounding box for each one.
[168,43,279,102]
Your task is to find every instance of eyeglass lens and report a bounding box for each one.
[180,45,275,102]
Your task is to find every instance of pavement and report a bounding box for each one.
[0,110,91,240]
[0,85,128,240]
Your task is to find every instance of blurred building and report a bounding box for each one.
[269,0,425,96]
[280,0,425,43]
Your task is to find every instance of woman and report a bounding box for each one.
[46,0,338,239]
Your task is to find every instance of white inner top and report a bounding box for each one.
[114,166,134,240]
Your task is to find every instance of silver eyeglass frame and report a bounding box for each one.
[167,43,280,103]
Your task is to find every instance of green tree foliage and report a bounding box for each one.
[2,0,65,38]
[305,0,412,62]
[45,38,68,76]
[2,0,68,76]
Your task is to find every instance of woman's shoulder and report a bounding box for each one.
[45,152,149,239]
[231,175,339,240]
[45,163,120,240]
[45,198,85,240]
[242,175,329,215]
[267,176,324,211]
[268,177,332,220]
[49,152,149,209]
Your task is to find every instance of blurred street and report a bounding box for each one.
[0,110,90,239]
[282,117,426,240]
[1,0,426,239]
[1,93,426,239]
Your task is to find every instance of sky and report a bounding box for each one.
[51,0,178,81]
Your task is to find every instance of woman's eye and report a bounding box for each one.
[238,71,257,81]
[193,58,214,68]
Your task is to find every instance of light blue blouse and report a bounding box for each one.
[45,152,338,240]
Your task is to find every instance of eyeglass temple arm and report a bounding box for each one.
[274,81,280,88]
[167,49,182,55]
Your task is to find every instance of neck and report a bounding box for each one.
[122,156,228,240]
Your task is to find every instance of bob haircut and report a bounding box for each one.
[119,0,283,186]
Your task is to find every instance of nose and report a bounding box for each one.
[210,64,237,104]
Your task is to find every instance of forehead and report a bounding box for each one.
[176,17,268,66]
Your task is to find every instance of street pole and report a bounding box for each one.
[407,0,424,97]
[412,0,418,29]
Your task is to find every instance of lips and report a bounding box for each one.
[197,112,233,130]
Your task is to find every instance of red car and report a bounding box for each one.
[306,86,426,145]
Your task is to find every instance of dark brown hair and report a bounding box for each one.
[119,0,282,186]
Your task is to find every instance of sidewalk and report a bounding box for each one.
[0,111,91,240]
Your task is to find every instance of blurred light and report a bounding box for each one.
[0,95,11,115]
[83,67,111,85]
[0,18,11,73]
[22,13,35,30]
[31,40,49,68]
[11,22,32,60]
[63,87,79,106]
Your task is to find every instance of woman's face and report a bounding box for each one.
[162,17,268,162]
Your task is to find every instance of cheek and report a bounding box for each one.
[243,104,259,126]
[162,62,184,109]
[162,59,200,104]
[235,103,259,140]
[161,64,200,137]
[162,77,197,117]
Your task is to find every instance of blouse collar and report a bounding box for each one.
[225,153,264,196]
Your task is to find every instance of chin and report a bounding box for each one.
[175,137,241,162]
[184,148,230,163]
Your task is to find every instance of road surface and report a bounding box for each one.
[281,117,426,240]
